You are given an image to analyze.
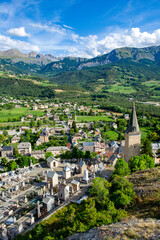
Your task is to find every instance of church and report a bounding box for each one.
[125,102,141,162]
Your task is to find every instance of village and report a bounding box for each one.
[0,96,160,240]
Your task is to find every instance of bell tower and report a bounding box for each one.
[125,102,141,162]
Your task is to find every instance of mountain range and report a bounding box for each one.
[1,45,160,74]
[0,45,160,100]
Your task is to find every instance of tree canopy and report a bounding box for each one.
[129,154,154,172]
[113,158,131,176]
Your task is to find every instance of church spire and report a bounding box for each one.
[126,102,140,134]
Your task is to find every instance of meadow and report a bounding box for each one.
[106,84,136,94]
[77,115,113,122]
[140,127,153,140]
[0,107,44,122]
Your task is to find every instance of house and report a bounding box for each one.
[36,138,42,146]
[99,162,105,171]
[124,114,129,120]
[27,114,33,119]
[87,160,99,172]
[17,142,31,155]
[31,150,45,159]
[39,128,49,143]
[106,141,119,153]
[39,104,45,109]
[152,142,160,164]
[58,183,69,201]
[47,171,58,187]
[78,160,87,174]
[66,142,71,150]
[94,129,101,135]
[63,166,71,179]
[71,180,80,192]
[108,154,119,166]
[42,196,55,212]
[11,135,20,144]
[68,113,72,119]
[15,105,21,108]
[110,122,118,129]
[32,105,38,110]
[68,120,74,127]
[1,146,14,158]
[83,142,105,153]
[47,157,59,169]
[95,134,102,142]
[73,133,83,140]
[71,137,78,146]
[46,146,68,156]
[53,115,59,121]
[21,117,25,122]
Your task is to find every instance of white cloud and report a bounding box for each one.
[30,23,66,35]
[63,24,73,30]
[8,27,30,37]
[0,34,39,52]
[70,28,160,58]
[2,25,160,58]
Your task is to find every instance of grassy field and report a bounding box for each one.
[0,122,30,127]
[106,84,136,94]
[106,131,119,141]
[0,108,44,122]
[102,131,119,141]
[77,115,113,122]
[140,127,152,140]
[142,80,160,89]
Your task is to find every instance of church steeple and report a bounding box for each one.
[124,102,141,162]
[126,102,140,134]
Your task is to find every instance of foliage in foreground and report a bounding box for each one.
[129,154,155,172]
[113,158,131,176]
[113,154,155,177]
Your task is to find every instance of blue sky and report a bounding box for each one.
[0,0,160,57]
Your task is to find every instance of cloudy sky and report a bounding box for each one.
[1,0,160,58]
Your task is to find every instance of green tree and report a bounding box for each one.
[3,130,8,137]
[141,138,153,156]
[129,154,154,172]
[117,119,127,132]
[79,198,97,227]
[30,119,35,128]
[84,150,91,159]
[1,157,8,166]
[113,158,131,176]
[37,120,43,128]
[110,175,135,208]
[147,131,159,142]
[71,121,78,133]
[14,149,19,158]
[90,177,111,208]
[0,134,5,143]
[7,160,17,171]
[45,152,53,159]
[88,109,94,116]
[91,152,97,159]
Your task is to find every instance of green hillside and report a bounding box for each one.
[48,59,160,100]
[0,46,160,103]
[0,75,55,98]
